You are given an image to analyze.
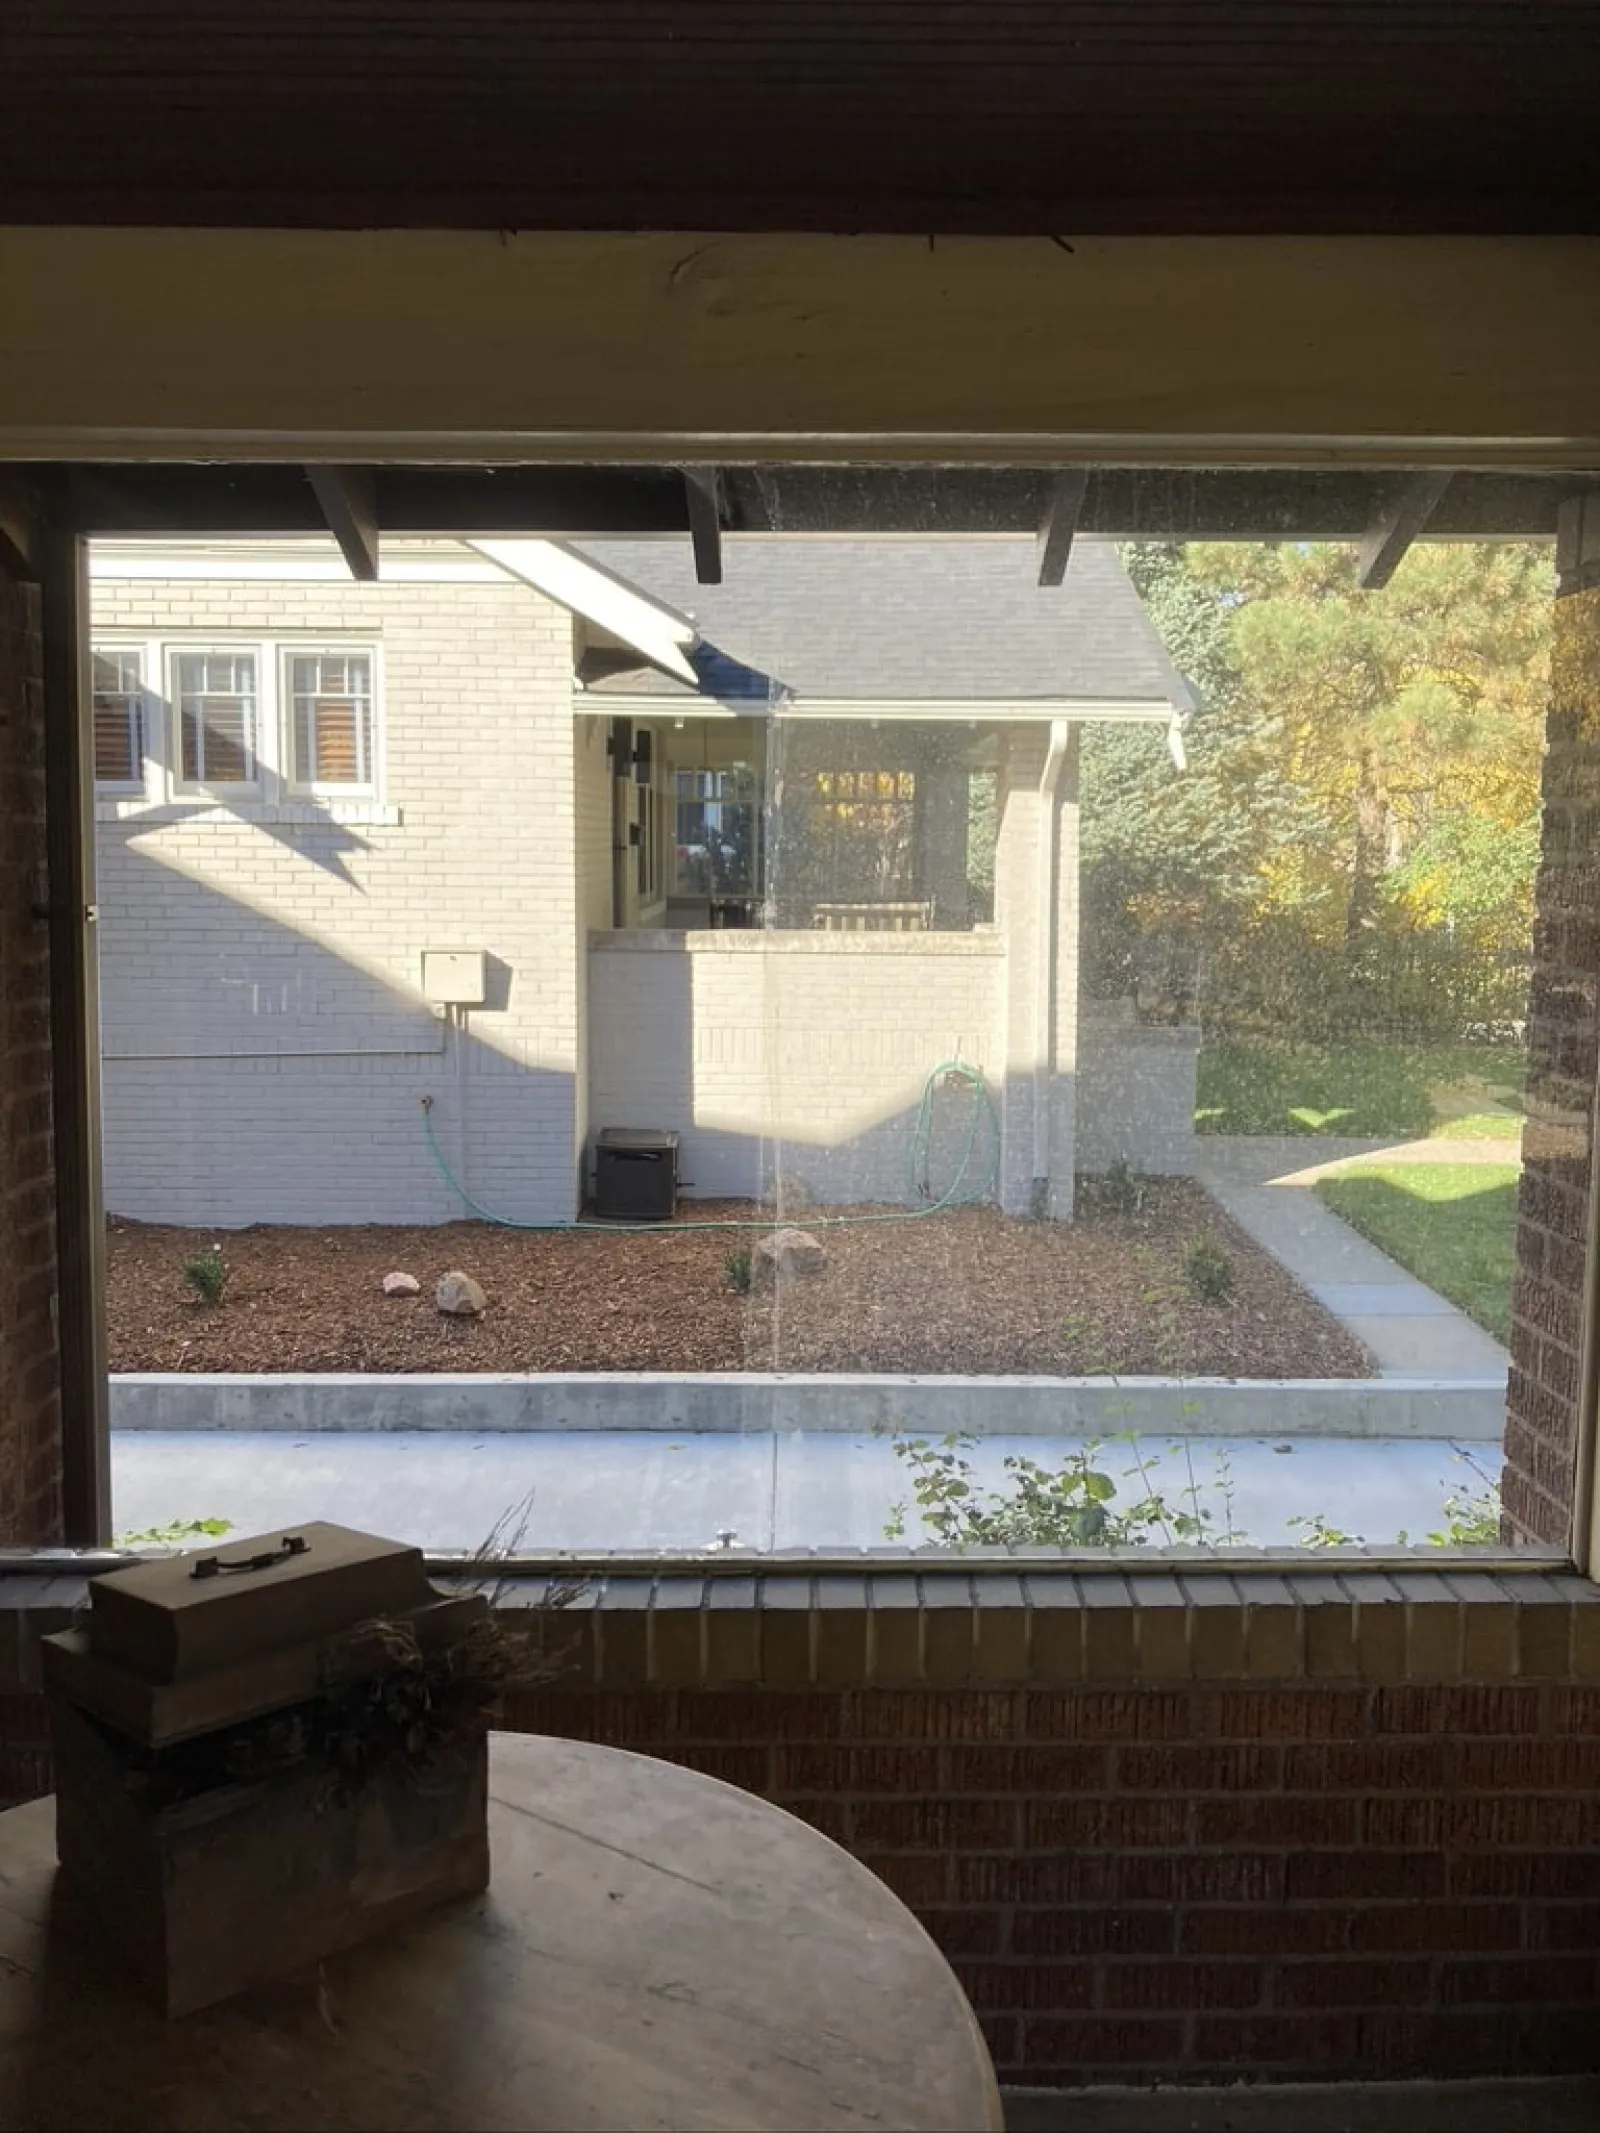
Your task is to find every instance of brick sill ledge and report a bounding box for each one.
[2,1558,1594,1693]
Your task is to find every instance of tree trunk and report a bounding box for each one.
[1348,742,1394,943]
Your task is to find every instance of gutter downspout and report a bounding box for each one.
[1030,718,1071,1217]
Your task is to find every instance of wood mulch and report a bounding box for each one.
[105,1180,1371,1379]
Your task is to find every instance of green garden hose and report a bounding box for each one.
[418,1058,1001,1233]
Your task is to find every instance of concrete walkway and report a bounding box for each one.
[112,1427,1500,1555]
[1194,1136,1513,1381]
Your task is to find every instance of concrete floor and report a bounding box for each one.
[112,1428,1502,1553]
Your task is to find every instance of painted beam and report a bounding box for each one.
[1036,469,1088,585]
[305,465,379,580]
[1356,472,1455,589]
[683,469,724,584]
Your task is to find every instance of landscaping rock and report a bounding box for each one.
[755,1227,827,1278]
[436,1270,487,1316]
[382,1271,422,1298]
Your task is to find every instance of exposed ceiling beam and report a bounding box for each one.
[55,464,1576,546]
[683,470,724,584]
[0,471,39,578]
[1356,473,1456,590]
[305,466,379,580]
[1036,470,1088,587]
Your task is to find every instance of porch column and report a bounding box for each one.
[994,725,1081,1219]
[1503,492,1600,1552]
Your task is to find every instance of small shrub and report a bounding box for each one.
[181,1245,227,1306]
[724,1247,753,1295]
[1099,1158,1149,1216]
[116,1516,234,1550]
[1183,1235,1237,1305]
[1428,1450,1502,1547]
[884,1430,1230,1550]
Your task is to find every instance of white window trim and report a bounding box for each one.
[279,641,383,799]
[89,632,385,807]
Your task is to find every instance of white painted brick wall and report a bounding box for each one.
[95,573,584,1226]
[587,936,1004,1204]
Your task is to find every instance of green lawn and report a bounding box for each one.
[1196,1039,1526,1140]
[1312,1162,1519,1342]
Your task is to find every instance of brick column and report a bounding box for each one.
[1503,495,1600,1550]
[0,555,64,1543]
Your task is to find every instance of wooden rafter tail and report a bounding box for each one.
[1356,472,1455,591]
[305,466,380,581]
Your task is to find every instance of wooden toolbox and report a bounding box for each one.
[42,1523,491,2017]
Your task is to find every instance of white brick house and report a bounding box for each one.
[90,534,1196,1227]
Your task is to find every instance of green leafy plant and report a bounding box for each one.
[884,1431,1239,1551]
[181,1245,227,1306]
[723,1247,753,1295]
[1286,1512,1366,1548]
[115,1516,234,1549]
[1427,1449,1502,1547]
[1183,1235,1237,1305]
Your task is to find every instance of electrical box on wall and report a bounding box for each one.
[420,950,487,1007]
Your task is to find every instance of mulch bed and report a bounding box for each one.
[106,1180,1371,1379]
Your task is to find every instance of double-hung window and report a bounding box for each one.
[173,648,259,791]
[285,649,376,792]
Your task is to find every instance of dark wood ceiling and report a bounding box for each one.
[3,1,1598,233]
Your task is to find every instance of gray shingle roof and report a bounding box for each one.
[572,536,1195,713]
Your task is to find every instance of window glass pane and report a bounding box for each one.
[89,502,1580,1565]
[92,648,143,784]
[176,650,256,784]
[289,651,372,785]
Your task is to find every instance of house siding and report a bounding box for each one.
[93,572,586,1227]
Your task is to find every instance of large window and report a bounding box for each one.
[675,765,761,898]
[90,636,380,801]
[85,501,1582,1567]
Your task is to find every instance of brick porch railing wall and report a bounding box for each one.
[5,1573,1600,2087]
[0,553,63,1545]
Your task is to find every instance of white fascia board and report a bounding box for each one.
[777,696,1179,723]
[573,693,1176,724]
[89,538,506,583]
[470,538,699,686]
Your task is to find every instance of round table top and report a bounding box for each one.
[0,1730,1002,2133]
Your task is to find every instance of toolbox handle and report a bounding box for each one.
[190,1534,309,1581]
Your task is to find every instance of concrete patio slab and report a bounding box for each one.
[111,1428,1503,1555]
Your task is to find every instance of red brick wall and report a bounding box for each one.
[0,561,63,1544]
[491,1681,1600,2087]
[1504,570,1600,1548]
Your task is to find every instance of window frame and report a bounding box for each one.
[280,640,381,798]
[168,639,264,797]
[88,639,151,797]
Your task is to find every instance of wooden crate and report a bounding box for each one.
[42,1523,493,2016]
